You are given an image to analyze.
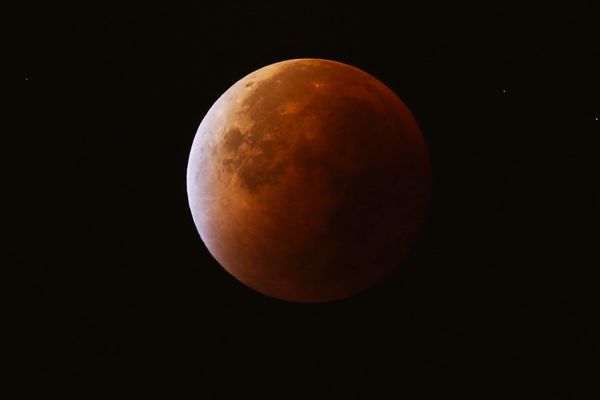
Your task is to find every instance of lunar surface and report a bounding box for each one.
[187,59,431,302]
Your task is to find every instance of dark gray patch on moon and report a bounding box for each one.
[223,127,244,152]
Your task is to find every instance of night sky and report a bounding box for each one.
[10,2,597,398]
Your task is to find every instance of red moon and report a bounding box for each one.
[187,59,431,302]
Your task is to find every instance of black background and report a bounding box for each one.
[9,1,597,398]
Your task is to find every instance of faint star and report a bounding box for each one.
[501,89,507,94]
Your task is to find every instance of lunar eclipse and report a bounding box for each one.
[187,58,431,302]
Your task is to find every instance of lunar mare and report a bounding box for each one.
[187,59,431,302]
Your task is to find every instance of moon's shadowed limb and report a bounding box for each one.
[187,59,431,302]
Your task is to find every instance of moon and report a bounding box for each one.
[187,59,431,302]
